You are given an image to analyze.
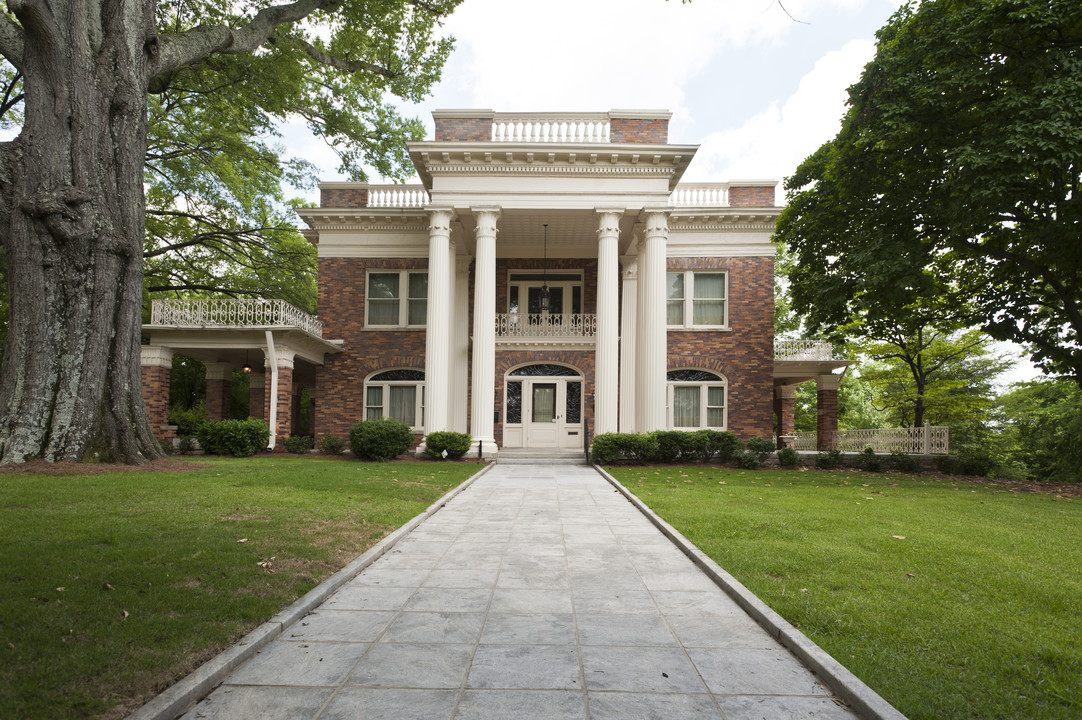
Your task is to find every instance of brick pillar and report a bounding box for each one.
[774,385,796,447]
[140,346,174,443]
[204,362,232,422]
[249,372,266,420]
[816,374,842,450]
[263,344,296,448]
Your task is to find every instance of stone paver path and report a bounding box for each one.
[181,463,861,719]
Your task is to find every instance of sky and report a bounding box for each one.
[283,0,1036,384]
[286,0,908,192]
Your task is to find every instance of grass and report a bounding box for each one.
[607,465,1082,720]
[0,455,481,720]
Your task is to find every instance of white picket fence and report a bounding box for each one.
[791,423,949,455]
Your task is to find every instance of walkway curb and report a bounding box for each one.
[127,462,495,720]
[593,465,908,720]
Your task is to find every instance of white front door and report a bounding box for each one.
[504,372,584,449]
[526,382,559,447]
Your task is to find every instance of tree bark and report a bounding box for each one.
[0,0,164,463]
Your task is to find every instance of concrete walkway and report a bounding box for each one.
[175,463,882,719]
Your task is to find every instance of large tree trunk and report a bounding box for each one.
[0,0,163,463]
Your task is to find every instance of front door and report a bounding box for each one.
[504,369,584,449]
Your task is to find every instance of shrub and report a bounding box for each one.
[349,418,413,461]
[815,449,843,469]
[196,418,269,457]
[283,435,314,454]
[746,436,776,462]
[651,431,687,463]
[777,446,800,467]
[709,431,743,462]
[854,447,883,472]
[591,433,660,464]
[888,451,920,473]
[424,431,473,459]
[175,436,197,456]
[734,449,763,470]
[591,433,623,464]
[320,434,345,456]
[168,402,205,437]
[937,449,995,477]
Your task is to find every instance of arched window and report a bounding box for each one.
[667,369,726,429]
[365,369,425,428]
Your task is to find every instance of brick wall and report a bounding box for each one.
[315,257,429,441]
[320,187,369,208]
[817,388,838,450]
[729,185,775,207]
[666,255,775,440]
[434,117,492,142]
[205,378,231,422]
[141,365,171,439]
[610,118,669,144]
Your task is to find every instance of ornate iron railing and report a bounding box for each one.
[792,425,949,455]
[150,299,323,337]
[495,313,597,338]
[774,340,840,361]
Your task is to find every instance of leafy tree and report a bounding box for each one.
[0,0,459,464]
[775,0,1082,385]
[997,378,1082,482]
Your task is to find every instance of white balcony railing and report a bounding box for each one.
[150,299,323,337]
[792,425,950,455]
[774,340,840,361]
[669,183,730,208]
[492,113,611,143]
[368,184,429,208]
[495,313,597,338]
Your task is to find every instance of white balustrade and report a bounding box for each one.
[669,183,730,208]
[491,115,610,143]
[150,299,323,337]
[774,340,839,361]
[368,185,429,208]
[495,313,597,338]
[793,426,950,455]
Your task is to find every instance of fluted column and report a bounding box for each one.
[637,211,669,431]
[425,209,453,435]
[470,208,500,452]
[619,254,638,431]
[595,209,621,435]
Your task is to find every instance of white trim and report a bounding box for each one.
[365,269,428,329]
[666,369,728,431]
[666,270,729,330]
[363,369,426,431]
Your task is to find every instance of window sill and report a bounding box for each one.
[666,326,731,332]
[363,326,427,331]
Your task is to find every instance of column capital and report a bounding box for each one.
[472,207,501,237]
[140,345,174,368]
[621,256,639,280]
[774,384,798,400]
[265,345,296,371]
[816,374,843,392]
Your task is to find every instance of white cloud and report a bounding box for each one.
[682,38,876,184]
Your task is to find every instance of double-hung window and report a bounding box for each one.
[365,369,425,428]
[367,271,427,327]
[667,271,727,328]
[667,369,727,429]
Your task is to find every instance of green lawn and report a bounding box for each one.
[607,465,1082,720]
[0,456,481,720]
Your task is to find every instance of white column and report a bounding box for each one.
[470,208,500,452]
[637,211,669,431]
[619,254,638,432]
[424,209,453,434]
[451,255,471,433]
[595,209,621,435]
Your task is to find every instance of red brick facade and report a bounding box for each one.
[320,187,369,208]
[205,378,231,422]
[610,118,669,144]
[729,185,776,207]
[315,257,429,441]
[141,365,172,441]
[666,256,775,441]
[817,387,839,450]
[434,116,493,142]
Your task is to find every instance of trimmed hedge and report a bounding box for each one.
[196,418,269,457]
[424,431,473,459]
[590,430,745,465]
[320,434,345,456]
[777,446,800,467]
[746,436,776,462]
[283,435,314,454]
[349,418,413,461]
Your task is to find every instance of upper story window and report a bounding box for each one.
[508,272,583,315]
[667,271,727,328]
[365,369,425,428]
[367,271,427,327]
[667,369,727,430]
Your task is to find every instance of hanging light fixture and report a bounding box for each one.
[540,223,551,312]
[242,349,252,374]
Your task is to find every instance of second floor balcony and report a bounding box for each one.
[495,313,597,341]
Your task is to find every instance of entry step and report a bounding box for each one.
[497,448,589,465]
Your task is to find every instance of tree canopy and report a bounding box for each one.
[775,0,1082,385]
